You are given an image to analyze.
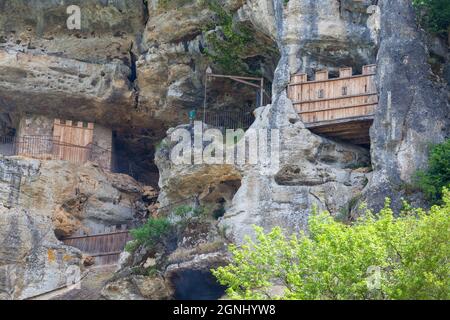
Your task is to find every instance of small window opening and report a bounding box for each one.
[342,86,348,96]
[318,89,324,99]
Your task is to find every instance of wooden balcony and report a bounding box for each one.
[288,65,377,145]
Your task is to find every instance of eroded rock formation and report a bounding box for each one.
[0,0,449,300]
[0,156,147,297]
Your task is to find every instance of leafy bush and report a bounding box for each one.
[413,0,450,38]
[213,190,450,300]
[173,204,207,220]
[415,139,450,204]
[127,217,172,252]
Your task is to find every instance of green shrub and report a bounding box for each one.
[415,139,450,204]
[128,217,172,251]
[413,0,450,38]
[173,204,207,220]
[213,189,450,300]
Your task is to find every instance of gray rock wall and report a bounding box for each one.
[365,0,450,211]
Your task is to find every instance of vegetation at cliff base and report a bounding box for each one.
[415,139,450,204]
[413,0,450,39]
[213,190,450,300]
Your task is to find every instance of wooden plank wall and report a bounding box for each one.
[62,225,131,266]
[53,119,94,163]
[288,65,378,124]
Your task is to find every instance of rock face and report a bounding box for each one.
[220,92,370,242]
[0,0,143,128]
[0,0,280,179]
[0,156,144,235]
[281,0,377,76]
[0,50,134,127]
[0,206,82,300]
[364,0,450,211]
[0,156,148,299]
[0,0,449,300]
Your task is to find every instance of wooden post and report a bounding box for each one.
[260,78,264,108]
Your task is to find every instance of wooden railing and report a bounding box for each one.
[288,65,378,126]
[0,135,112,170]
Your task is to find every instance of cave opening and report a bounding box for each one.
[112,130,160,188]
[172,269,227,300]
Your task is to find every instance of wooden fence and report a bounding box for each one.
[62,226,131,266]
[0,135,112,170]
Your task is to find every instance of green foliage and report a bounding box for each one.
[415,139,450,204]
[213,190,450,300]
[128,217,172,251]
[173,204,207,220]
[413,0,450,37]
[203,0,256,75]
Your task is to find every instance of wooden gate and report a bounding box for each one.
[62,227,131,266]
[53,119,94,163]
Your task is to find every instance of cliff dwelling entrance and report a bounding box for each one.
[0,114,113,169]
[198,68,272,131]
[288,65,378,147]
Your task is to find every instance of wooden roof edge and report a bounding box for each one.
[290,64,377,83]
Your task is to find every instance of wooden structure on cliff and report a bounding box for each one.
[288,65,377,145]
[62,226,131,266]
[52,119,95,164]
[0,116,113,170]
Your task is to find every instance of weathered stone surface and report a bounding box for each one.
[220,95,370,242]
[101,274,173,300]
[101,277,145,300]
[0,206,82,300]
[364,0,450,212]
[0,0,145,64]
[0,50,135,128]
[281,0,377,76]
[0,156,144,235]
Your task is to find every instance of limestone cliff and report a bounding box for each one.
[0,0,448,300]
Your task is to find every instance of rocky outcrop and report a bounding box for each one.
[0,50,134,128]
[0,206,82,300]
[0,1,280,180]
[281,0,377,76]
[0,155,150,299]
[0,156,144,235]
[220,94,370,242]
[364,0,450,212]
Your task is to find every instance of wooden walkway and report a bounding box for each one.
[288,65,377,145]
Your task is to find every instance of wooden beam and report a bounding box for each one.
[293,93,378,105]
[288,73,375,86]
[305,116,374,128]
[312,122,372,134]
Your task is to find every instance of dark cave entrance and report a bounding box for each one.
[172,269,227,300]
[112,130,160,187]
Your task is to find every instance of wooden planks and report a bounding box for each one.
[62,226,131,266]
[53,119,94,163]
[288,65,377,145]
